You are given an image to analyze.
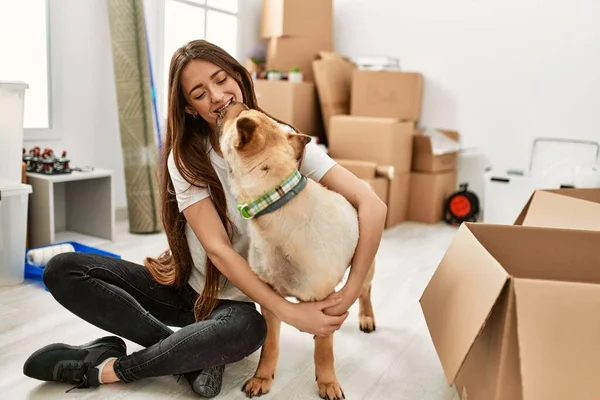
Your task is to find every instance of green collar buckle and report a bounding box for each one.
[237,203,252,220]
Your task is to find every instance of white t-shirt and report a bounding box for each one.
[167,125,336,302]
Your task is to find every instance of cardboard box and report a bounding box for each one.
[334,158,394,180]
[363,177,389,205]
[350,70,423,120]
[312,52,355,140]
[408,171,457,223]
[386,173,410,228]
[266,36,333,83]
[412,129,460,173]
[254,80,319,137]
[328,116,414,174]
[420,222,600,400]
[335,158,410,229]
[515,188,600,230]
[260,0,333,39]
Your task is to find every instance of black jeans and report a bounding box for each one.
[42,252,267,383]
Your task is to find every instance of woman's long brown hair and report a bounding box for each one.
[144,40,291,321]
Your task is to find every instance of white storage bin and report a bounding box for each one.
[457,148,492,216]
[0,179,32,286]
[0,81,29,183]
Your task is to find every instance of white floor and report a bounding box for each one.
[0,220,461,400]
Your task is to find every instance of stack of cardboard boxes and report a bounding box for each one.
[252,0,334,140]
[408,128,460,223]
[312,51,463,227]
[324,64,424,229]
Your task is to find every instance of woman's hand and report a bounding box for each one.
[322,285,360,317]
[283,296,349,337]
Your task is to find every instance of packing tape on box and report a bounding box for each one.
[26,243,75,267]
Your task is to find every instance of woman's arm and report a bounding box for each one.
[318,164,388,316]
[183,198,348,336]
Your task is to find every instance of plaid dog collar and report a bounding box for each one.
[237,169,307,220]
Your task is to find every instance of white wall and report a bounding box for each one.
[333,0,600,170]
[29,0,122,209]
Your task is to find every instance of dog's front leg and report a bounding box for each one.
[242,307,281,397]
[314,334,344,400]
[359,260,376,333]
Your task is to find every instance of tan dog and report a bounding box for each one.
[219,103,376,400]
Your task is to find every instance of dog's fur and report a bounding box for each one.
[219,102,376,400]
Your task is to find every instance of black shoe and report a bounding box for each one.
[23,336,127,391]
[183,365,225,398]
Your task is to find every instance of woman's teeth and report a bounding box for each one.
[216,99,233,114]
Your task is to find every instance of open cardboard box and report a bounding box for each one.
[335,158,409,229]
[420,222,600,400]
[412,129,461,173]
[514,188,600,230]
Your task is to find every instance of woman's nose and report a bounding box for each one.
[211,91,225,103]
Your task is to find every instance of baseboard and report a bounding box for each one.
[115,206,128,222]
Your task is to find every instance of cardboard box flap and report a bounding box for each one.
[468,224,600,283]
[413,134,434,154]
[419,128,461,156]
[514,278,600,399]
[312,51,355,138]
[521,189,600,231]
[420,224,509,384]
[513,194,534,225]
[515,188,600,225]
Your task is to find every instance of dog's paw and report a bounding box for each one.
[359,316,376,333]
[242,376,273,398]
[318,381,345,400]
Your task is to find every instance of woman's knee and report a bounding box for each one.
[42,252,87,291]
[222,304,267,355]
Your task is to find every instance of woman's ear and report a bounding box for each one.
[287,133,312,161]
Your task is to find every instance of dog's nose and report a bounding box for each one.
[220,101,248,123]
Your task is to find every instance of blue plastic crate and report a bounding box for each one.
[24,241,121,290]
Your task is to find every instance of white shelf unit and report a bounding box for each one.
[26,169,115,248]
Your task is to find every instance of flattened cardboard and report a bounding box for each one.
[514,188,600,231]
[328,116,414,174]
[421,223,600,400]
[266,35,333,83]
[254,80,319,137]
[350,70,423,120]
[412,129,461,172]
[260,0,333,39]
[420,224,509,383]
[312,52,355,139]
[408,171,457,223]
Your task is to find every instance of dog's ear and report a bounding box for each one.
[287,133,312,161]
[236,117,257,149]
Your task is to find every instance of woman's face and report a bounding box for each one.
[180,59,243,131]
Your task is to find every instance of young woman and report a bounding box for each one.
[23,40,387,397]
